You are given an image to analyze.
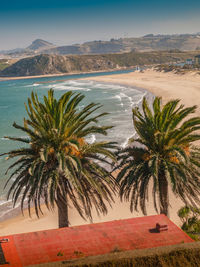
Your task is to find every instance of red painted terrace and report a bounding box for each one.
[0,214,193,266]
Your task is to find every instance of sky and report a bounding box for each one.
[1,0,200,50]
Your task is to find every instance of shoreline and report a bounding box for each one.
[1,68,200,236]
[0,67,133,82]
[84,69,200,116]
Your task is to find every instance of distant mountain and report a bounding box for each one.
[1,50,198,77]
[31,34,200,55]
[26,39,55,51]
[43,41,125,55]
[2,34,200,58]
[0,39,55,56]
[0,48,28,55]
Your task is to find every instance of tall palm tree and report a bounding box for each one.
[116,97,200,217]
[2,89,117,228]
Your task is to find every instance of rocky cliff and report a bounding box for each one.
[0,54,117,76]
[1,51,199,77]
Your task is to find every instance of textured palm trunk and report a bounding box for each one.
[57,188,69,228]
[158,169,169,217]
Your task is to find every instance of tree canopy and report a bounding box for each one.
[116,97,200,216]
[2,89,117,227]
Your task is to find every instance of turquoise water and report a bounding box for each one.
[0,69,152,219]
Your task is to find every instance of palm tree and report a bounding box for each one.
[178,206,200,238]
[2,89,117,228]
[116,97,200,217]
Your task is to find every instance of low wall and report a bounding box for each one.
[33,241,200,267]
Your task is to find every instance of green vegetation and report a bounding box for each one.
[104,50,186,67]
[0,59,10,71]
[3,93,200,227]
[42,242,200,267]
[116,97,200,216]
[178,206,200,241]
[2,90,117,228]
[155,63,200,74]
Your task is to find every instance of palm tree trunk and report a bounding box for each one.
[158,169,169,217]
[57,188,69,228]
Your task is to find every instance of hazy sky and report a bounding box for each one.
[1,0,200,50]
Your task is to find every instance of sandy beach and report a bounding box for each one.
[85,69,200,116]
[1,68,200,236]
[0,67,128,82]
[0,73,72,81]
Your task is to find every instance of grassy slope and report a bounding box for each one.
[34,242,200,267]
[0,59,10,71]
[71,50,200,67]
[0,59,19,71]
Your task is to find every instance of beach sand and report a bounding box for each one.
[0,68,126,82]
[84,69,200,116]
[1,68,200,236]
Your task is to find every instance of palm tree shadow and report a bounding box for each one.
[149,227,160,233]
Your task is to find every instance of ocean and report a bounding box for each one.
[0,69,153,220]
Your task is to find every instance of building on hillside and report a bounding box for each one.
[0,215,193,266]
[194,55,200,65]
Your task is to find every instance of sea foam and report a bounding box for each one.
[0,75,153,219]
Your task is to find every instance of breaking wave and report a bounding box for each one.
[0,75,154,220]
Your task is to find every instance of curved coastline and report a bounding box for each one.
[1,69,200,236]
[83,69,200,117]
[0,68,134,82]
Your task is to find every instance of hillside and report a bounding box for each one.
[44,41,125,55]
[26,39,55,51]
[60,242,200,267]
[1,51,200,77]
[42,34,200,55]
[0,39,55,56]
[0,54,116,76]
[0,59,18,71]
[2,34,200,58]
